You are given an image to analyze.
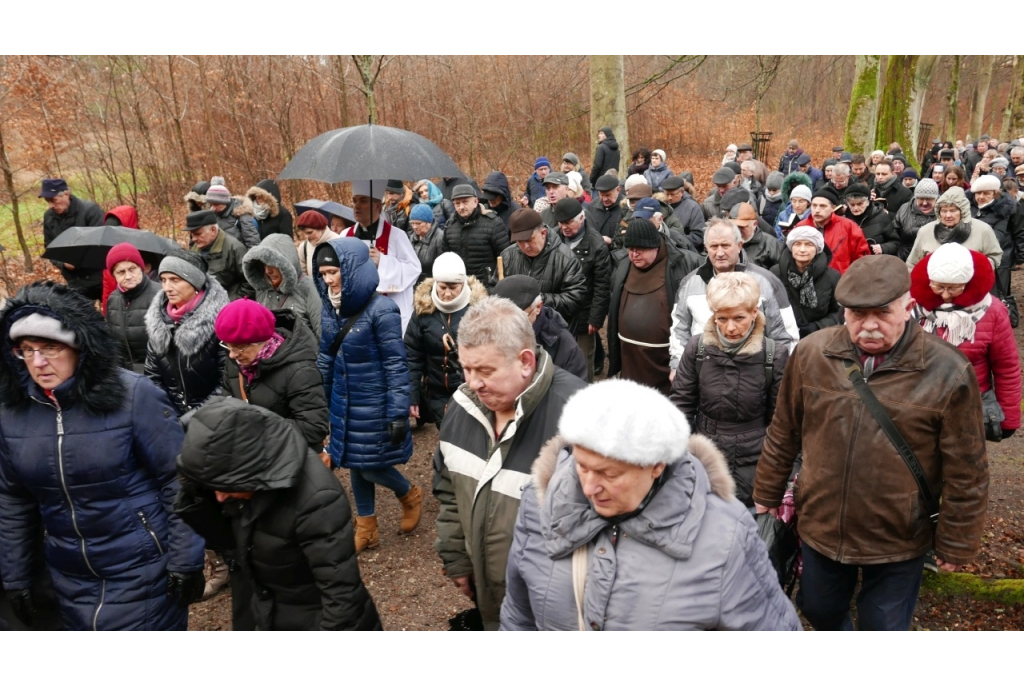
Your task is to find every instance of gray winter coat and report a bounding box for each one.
[500,435,801,631]
[243,233,322,340]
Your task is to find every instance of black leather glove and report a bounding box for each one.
[167,570,206,607]
[7,588,35,627]
[387,419,408,447]
[1002,428,1016,440]
[985,421,1004,442]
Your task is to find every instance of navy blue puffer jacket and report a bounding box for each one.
[314,238,412,470]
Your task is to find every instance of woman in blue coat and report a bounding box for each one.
[0,281,205,630]
[313,238,420,555]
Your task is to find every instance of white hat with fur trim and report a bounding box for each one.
[558,378,690,466]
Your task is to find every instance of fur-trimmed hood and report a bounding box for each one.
[243,233,302,296]
[247,184,281,218]
[700,310,766,356]
[144,276,230,357]
[781,171,813,206]
[0,281,126,414]
[910,248,995,311]
[222,195,256,218]
[412,276,487,316]
[184,180,210,208]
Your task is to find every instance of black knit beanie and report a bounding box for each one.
[623,218,661,249]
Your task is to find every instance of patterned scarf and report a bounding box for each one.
[166,290,205,323]
[918,295,991,346]
[786,267,818,309]
[240,332,284,383]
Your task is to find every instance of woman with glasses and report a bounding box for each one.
[906,187,1003,271]
[0,281,205,629]
[105,242,161,373]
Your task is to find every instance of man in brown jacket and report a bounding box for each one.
[754,255,988,631]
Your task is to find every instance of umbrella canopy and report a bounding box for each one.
[294,199,356,227]
[277,124,464,183]
[42,226,176,270]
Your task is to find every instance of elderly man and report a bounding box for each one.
[731,202,782,270]
[500,208,587,327]
[892,179,940,260]
[204,181,260,249]
[843,183,899,256]
[40,178,105,300]
[669,219,798,376]
[661,175,705,250]
[796,154,823,188]
[702,167,740,221]
[336,180,422,334]
[754,256,988,631]
[441,184,509,289]
[588,174,624,245]
[433,296,586,629]
[538,171,570,229]
[828,163,853,196]
[186,209,253,301]
[794,187,870,274]
[736,143,768,185]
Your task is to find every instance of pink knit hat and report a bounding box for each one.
[106,242,145,274]
[215,298,276,344]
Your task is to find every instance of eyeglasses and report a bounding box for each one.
[219,341,255,354]
[13,343,67,360]
[929,282,966,296]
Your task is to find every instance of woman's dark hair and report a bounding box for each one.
[632,147,651,164]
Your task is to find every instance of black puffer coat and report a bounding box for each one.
[500,230,588,326]
[144,277,229,416]
[409,223,445,286]
[562,225,612,335]
[590,129,620,186]
[441,206,509,288]
[533,306,588,381]
[587,194,624,240]
[249,180,294,240]
[223,313,329,452]
[176,398,381,631]
[849,202,899,255]
[892,199,935,261]
[974,193,1024,262]
[106,276,162,373]
[769,249,843,337]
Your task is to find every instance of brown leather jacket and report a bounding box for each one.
[754,322,988,566]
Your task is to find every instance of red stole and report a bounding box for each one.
[344,220,393,255]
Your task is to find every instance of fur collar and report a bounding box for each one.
[145,277,229,357]
[183,190,205,205]
[700,310,766,356]
[412,276,487,315]
[230,195,255,218]
[246,185,280,217]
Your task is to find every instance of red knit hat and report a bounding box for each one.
[296,210,328,230]
[215,298,276,344]
[106,242,145,274]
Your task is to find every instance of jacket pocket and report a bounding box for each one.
[137,510,166,557]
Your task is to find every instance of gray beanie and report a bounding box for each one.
[914,178,940,200]
[9,312,78,349]
[159,250,208,290]
[765,171,785,191]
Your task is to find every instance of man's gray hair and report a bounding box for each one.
[740,160,756,172]
[704,218,743,246]
[832,163,850,177]
[458,296,537,361]
[1011,146,1024,157]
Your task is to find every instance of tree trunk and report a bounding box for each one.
[875,55,919,164]
[167,56,193,179]
[969,55,996,140]
[589,55,628,177]
[1000,56,1024,141]
[197,55,217,166]
[944,56,962,141]
[0,123,34,270]
[909,55,939,156]
[844,55,880,155]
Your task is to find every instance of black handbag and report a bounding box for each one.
[755,513,799,592]
[1002,293,1019,328]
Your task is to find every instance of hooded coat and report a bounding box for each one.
[590,128,621,186]
[907,217,1004,272]
[144,277,230,417]
[176,399,381,631]
[100,206,141,313]
[213,196,261,249]
[500,435,801,631]
[500,230,588,327]
[481,171,522,229]
[106,276,162,373]
[243,233,322,339]
[314,238,412,470]
[769,248,843,336]
[248,180,294,241]
[972,192,1024,269]
[441,205,510,288]
[0,282,205,630]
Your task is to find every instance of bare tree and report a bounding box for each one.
[969,55,996,140]
[944,56,962,141]
[351,55,395,124]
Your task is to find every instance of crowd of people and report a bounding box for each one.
[0,125,1019,631]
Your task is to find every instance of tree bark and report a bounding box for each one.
[875,55,919,164]
[944,56,962,141]
[844,55,880,155]
[969,55,996,140]
[0,122,34,270]
[909,55,939,156]
[167,56,193,179]
[589,55,628,177]
[1000,56,1024,141]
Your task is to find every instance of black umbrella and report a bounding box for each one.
[293,199,356,226]
[277,124,464,183]
[42,226,175,270]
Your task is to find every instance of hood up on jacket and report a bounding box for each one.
[312,237,379,316]
[482,171,513,203]
[599,127,619,150]
[243,233,302,296]
[248,181,281,218]
[413,276,488,316]
[177,396,306,492]
[223,195,257,219]
[145,276,230,357]
[184,180,210,208]
[781,172,813,206]
[104,206,139,228]
[0,281,126,414]
[910,248,995,311]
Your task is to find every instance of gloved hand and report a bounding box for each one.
[166,570,206,607]
[7,588,35,627]
[985,421,1004,442]
[387,419,408,447]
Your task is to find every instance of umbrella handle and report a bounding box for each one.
[496,257,504,281]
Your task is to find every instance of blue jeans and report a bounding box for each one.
[349,467,411,517]
[798,544,925,631]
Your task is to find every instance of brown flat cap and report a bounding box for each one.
[509,208,543,241]
[626,183,653,200]
[835,255,911,309]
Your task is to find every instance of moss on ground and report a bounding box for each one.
[922,572,1024,605]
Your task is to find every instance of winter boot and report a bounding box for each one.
[202,549,230,601]
[397,484,423,534]
[354,515,380,554]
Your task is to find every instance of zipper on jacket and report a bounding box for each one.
[54,406,99,578]
[137,511,165,555]
[92,579,106,631]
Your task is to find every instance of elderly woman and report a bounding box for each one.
[296,210,341,278]
[643,148,673,192]
[408,203,445,286]
[770,226,843,338]
[907,187,1003,270]
[242,233,322,338]
[405,252,487,428]
[912,243,1020,441]
[774,176,813,238]
[669,272,789,507]
[500,378,801,630]
[0,281,205,630]
[413,179,455,228]
[314,238,420,554]
[105,242,162,373]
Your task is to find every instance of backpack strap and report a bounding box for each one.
[763,337,775,389]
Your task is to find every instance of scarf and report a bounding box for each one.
[253,202,270,221]
[876,176,897,194]
[714,321,756,356]
[328,287,342,314]
[933,219,972,246]
[432,279,471,313]
[240,332,284,383]
[918,295,991,346]
[166,290,205,323]
[423,180,444,208]
[786,265,818,309]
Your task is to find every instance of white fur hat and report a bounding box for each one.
[927,242,974,284]
[351,179,387,200]
[790,184,813,202]
[432,252,467,284]
[970,174,1001,193]
[558,379,690,466]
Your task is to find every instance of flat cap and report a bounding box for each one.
[832,146,845,152]
[835,255,910,309]
[660,175,685,190]
[720,187,751,215]
[737,143,753,152]
[594,174,619,192]
[625,182,653,200]
[492,274,541,311]
[552,197,584,223]
[509,208,543,241]
[711,167,736,185]
[185,209,218,230]
[724,161,742,175]
[542,171,569,186]
[795,153,812,166]
[451,184,478,200]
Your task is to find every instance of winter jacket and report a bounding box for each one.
[773,204,811,239]
[249,180,294,241]
[769,249,843,336]
[587,195,624,241]
[561,225,612,335]
[213,196,261,249]
[608,237,702,378]
[778,148,803,175]
[176,399,381,631]
[106,276,162,373]
[848,202,899,255]
[100,205,141,313]
[614,197,688,251]
[906,219,1003,271]
[441,205,510,288]
[892,199,936,261]
[404,277,488,423]
[433,350,586,629]
[759,193,784,229]
[144,277,230,417]
[500,435,801,631]
[524,173,548,208]
[298,227,341,278]
[533,306,588,381]
[701,189,724,221]
[195,228,255,301]
[666,191,707,251]
[590,132,621,186]
[741,227,783,271]
[184,180,210,212]
[0,282,205,630]
[873,178,913,216]
[419,180,456,228]
[384,186,417,235]
[243,233,322,339]
[757,322,989,568]
[43,195,105,297]
[409,223,446,286]
[481,171,522,229]
[973,193,1024,267]
[222,314,329,452]
[500,231,588,327]
[793,212,870,275]
[314,238,412,470]
[670,314,789,506]
[643,164,673,192]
